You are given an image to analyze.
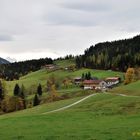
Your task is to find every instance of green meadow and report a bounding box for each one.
[0,93,140,140]
[111,80,140,96]
[6,67,124,96]
[2,60,140,140]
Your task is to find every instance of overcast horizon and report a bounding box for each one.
[0,0,140,61]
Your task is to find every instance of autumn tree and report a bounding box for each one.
[50,84,58,101]
[124,68,135,84]
[20,84,26,109]
[47,75,59,101]
[1,96,24,113]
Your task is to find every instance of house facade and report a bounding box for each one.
[74,77,83,85]
[105,77,120,87]
[83,80,107,90]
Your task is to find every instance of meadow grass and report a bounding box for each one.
[111,80,140,96]
[0,93,140,140]
[6,68,124,96]
[54,59,75,68]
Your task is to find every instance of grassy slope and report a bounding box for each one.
[6,68,124,95]
[111,80,140,96]
[0,94,140,140]
[54,59,75,68]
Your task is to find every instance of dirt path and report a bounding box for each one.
[42,93,99,115]
[42,92,140,115]
[116,93,140,98]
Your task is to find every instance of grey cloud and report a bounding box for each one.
[46,0,140,29]
[61,2,111,13]
[47,11,98,27]
[0,34,13,41]
[0,0,139,61]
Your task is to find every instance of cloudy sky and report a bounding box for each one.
[0,0,139,61]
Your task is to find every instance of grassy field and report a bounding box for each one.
[0,93,140,140]
[111,80,140,96]
[6,67,124,96]
[54,59,75,68]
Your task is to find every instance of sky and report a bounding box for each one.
[0,0,140,61]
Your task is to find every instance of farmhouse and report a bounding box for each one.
[105,77,120,87]
[74,77,83,85]
[83,80,107,90]
[42,64,56,70]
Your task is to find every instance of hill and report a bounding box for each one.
[6,66,124,96]
[54,59,75,68]
[0,57,9,64]
[76,35,140,71]
[0,57,53,80]
[111,80,140,96]
[0,93,140,140]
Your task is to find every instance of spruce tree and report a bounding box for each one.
[37,84,42,96]
[33,94,40,106]
[82,73,85,80]
[87,72,91,80]
[14,84,20,96]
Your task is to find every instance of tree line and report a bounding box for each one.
[0,58,53,81]
[0,74,64,114]
[76,35,140,72]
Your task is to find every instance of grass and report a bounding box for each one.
[6,68,124,96]
[54,59,75,68]
[111,80,140,96]
[0,93,140,140]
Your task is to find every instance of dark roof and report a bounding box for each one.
[105,79,119,82]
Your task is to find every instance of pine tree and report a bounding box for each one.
[85,73,88,80]
[82,73,85,80]
[37,84,42,96]
[87,72,91,80]
[14,84,20,96]
[33,94,40,106]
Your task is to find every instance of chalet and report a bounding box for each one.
[83,80,107,90]
[42,64,56,70]
[105,77,120,87]
[74,77,82,85]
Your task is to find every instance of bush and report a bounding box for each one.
[1,96,24,113]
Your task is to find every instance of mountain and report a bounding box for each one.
[0,57,10,64]
[6,57,17,63]
[76,35,140,72]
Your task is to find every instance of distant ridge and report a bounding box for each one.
[0,57,10,64]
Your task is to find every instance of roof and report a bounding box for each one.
[106,77,120,80]
[74,77,82,80]
[105,79,119,82]
[83,80,103,85]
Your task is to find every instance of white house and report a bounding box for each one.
[105,77,120,87]
[83,80,107,90]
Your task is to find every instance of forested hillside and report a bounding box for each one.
[0,58,53,80]
[76,35,140,71]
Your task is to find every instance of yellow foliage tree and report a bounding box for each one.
[124,68,135,84]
